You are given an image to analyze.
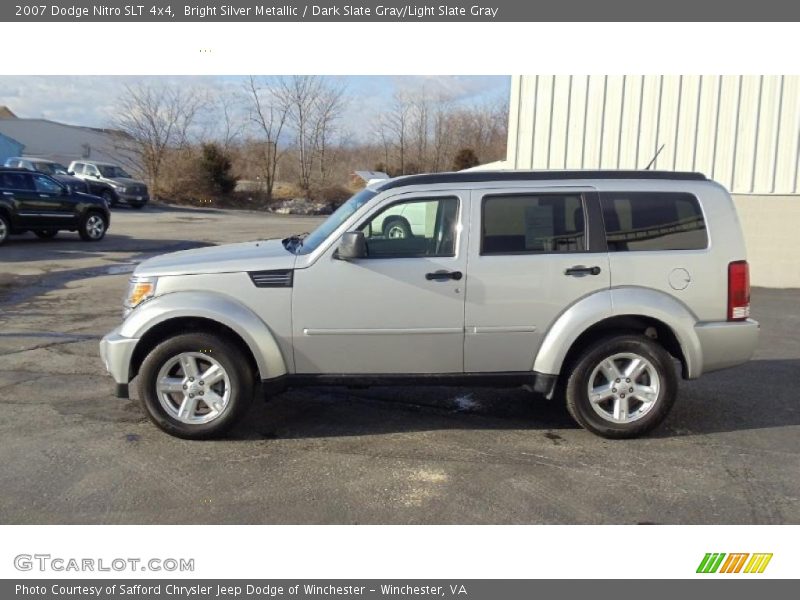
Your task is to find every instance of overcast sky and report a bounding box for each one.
[0,75,510,141]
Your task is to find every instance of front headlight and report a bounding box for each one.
[124,276,157,311]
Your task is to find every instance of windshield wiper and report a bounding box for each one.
[281,232,309,251]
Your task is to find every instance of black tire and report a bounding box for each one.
[33,229,58,239]
[78,211,108,241]
[564,334,677,439]
[382,216,412,239]
[137,333,254,439]
[102,190,117,208]
[0,213,9,245]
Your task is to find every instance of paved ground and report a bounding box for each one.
[0,205,798,524]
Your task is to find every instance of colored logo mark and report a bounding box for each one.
[696,553,773,574]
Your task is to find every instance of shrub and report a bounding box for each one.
[199,143,238,195]
[452,148,480,171]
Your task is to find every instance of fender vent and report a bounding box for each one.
[249,269,293,288]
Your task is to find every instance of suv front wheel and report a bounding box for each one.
[79,211,108,241]
[102,190,117,208]
[137,333,254,439]
[0,213,9,245]
[565,334,677,439]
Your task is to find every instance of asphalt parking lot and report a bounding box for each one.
[0,205,798,524]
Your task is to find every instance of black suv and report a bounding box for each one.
[68,160,149,209]
[0,168,111,245]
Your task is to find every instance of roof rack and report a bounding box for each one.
[375,170,708,191]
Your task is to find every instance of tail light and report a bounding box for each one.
[728,261,750,321]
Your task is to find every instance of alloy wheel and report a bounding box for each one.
[156,352,232,425]
[85,214,105,239]
[586,352,661,424]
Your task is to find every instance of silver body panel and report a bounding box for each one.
[100,174,759,389]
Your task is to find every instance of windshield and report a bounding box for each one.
[34,162,68,175]
[293,187,377,254]
[99,165,131,178]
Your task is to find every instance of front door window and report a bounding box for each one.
[359,197,459,258]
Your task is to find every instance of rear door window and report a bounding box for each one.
[599,192,708,251]
[481,194,586,254]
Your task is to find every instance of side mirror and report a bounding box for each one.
[336,231,367,260]
[67,171,74,176]
[61,186,71,196]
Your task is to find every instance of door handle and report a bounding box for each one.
[425,270,463,281]
[39,194,49,198]
[2,191,12,196]
[565,265,601,277]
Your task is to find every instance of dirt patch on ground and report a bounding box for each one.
[0,275,21,302]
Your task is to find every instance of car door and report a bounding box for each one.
[464,187,611,373]
[2,172,41,228]
[292,191,468,374]
[82,163,104,195]
[28,173,74,227]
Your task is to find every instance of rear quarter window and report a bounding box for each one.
[599,192,708,251]
[0,172,33,190]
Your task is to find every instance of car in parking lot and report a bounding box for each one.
[100,170,759,440]
[68,160,149,209]
[0,167,110,244]
[4,156,90,194]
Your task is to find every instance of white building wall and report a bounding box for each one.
[507,75,800,195]
[0,119,122,167]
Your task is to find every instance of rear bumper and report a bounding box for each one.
[99,327,139,397]
[695,318,760,375]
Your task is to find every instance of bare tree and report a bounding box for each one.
[244,76,289,201]
[430,98,455,172]
[276,76,317,195]
[377,91,412,175]
[113,83,205,197]
[313,81,347,187]
[276,76,348,196]
[216,91,245,151]
[410,90,430,170]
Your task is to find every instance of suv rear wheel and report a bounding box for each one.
[78,211,107,241]
[137,333,254,439]
[564,334,677,438]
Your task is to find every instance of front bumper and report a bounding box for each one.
[695,318,760,375]
[99,327,139,398]
[118,192,149,205]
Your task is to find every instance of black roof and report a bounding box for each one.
[376,170,707,191]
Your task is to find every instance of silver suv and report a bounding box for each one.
[100,170,759,439]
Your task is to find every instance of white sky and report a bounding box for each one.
[0,75,510,142]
